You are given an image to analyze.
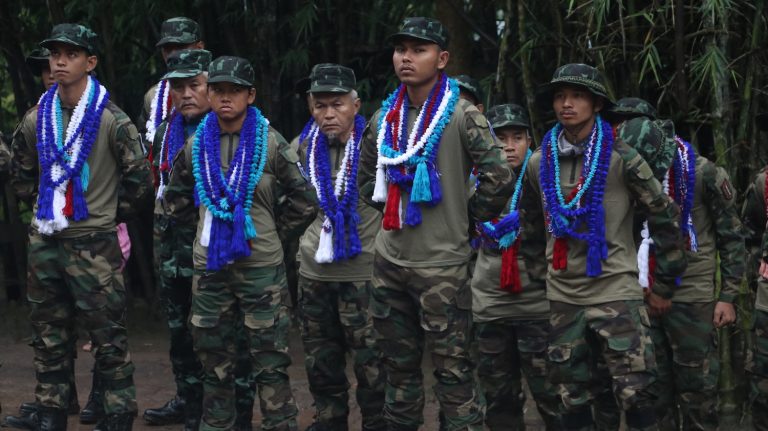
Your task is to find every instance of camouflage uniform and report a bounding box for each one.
[165,56,317,431]
[471,104,560,430]
[297,64,386,431]
[0,135,10,173]
[359,18,515,431]
[10,23,152,429]
[454,75,484,107]
[522,64,688,431]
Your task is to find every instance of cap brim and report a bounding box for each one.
[387,32,441,47]
[207,75,253,87]
[535,82,614,111]
[40,37,90,52]
[155,37,197,48]
[491,121,530,130]
[162,70,205,80]
[307,85,353,94]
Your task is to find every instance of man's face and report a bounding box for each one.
[392,38,449,87]
[48,42,97,86]
[40,65,55,90]
[552,85,602,129]
[208,81,256,123]
[496,126,531,169]
[161,41,204,63]
[169,74,210,120]
[310,92,361,140]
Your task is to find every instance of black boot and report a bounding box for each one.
[3,406,67,431]
[233,408,253,431]
[305,417,348,431]
[17,403,36,417]
[80,373,105,424]
[93,412,135,431]
[182,391,201,431]
[142,396,185,425]
[17,383,78,417]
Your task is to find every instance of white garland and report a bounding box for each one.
[637,172,669,288]
[145,80,170,144]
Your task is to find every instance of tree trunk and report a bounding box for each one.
[494,0,515,106]
[517,0,539,143]
[435,0,473,76]
[673,0,688,123]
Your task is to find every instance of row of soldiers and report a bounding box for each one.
[1,13,768,431]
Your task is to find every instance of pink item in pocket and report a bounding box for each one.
[117,223,131,271]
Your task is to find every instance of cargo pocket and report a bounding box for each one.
[547,343,573,384]
[518,334,549,378]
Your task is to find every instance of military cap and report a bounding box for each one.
[536,63,614,109]
[41,24,98,54]
[618,116,676,179]
[388,17,449,50]
[156,17,201,47]
[609,97,657,120]
[487,104,530,131]
[162,49,212,80]
[308,63,356,93]
[207,56,254,87]
[454,75,484,105]
[26,48,51,76]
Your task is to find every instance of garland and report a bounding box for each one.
[301,114,366,263]
[539,114,613,277]
[35,76,110,234]
[480,148,532,293]
[155,109,185,200]
[371,72,459,229]
[192,107,270,270]
[145,79,171,144]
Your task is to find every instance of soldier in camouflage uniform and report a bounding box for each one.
[296,63,386,431]
[165,56,317,431]
[26,48,56,90]
[616,99,744,431]
[520,64,688,431]
[5,23,152,431]
[358,17,515,431]
[143,48,211,430]
[471,103,561,430]
[454,75,485,113]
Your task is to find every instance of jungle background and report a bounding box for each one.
[1,0,767,426]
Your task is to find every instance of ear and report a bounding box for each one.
[594,97,604,113]
[352,96,361,115]
[86,55,98,73]
[437,49,450,70]
[247,88,257,104]
[476,103,485,114]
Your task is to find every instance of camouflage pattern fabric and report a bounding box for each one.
[485,103,530,131]
[191,265,297,431]
[616,116,676,179]
[536,63,614,109]
[308,63,356,93]
[609,97,658,120]
[207,56,255,87]
[41,23,99,54]
[388,17,449,49]
[453,75,483,105]
[547,300,657,431]
[27,231,136,414]
[298,277,386,430]
[474,319,561,430]
[748,309,768,431]
[0,136,10,173]
[156,17,201,47]
[163,49,212,80]
[369,254,484,431]
[649,302,719,431]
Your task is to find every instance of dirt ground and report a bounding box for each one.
[0,301,546,431]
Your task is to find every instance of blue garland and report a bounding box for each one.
[672,136,698,250]
[158,111,186,189]
[481,149,532,249]
[152,80,169,131]
[192,107,269,270]
[304,114,366,261]
[539,114,613,276]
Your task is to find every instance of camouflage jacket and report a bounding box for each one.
[0,134,11,173]
[12,101,152,238]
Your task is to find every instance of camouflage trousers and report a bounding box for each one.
[748,309,768,431]
[370,253,484,431]
[298,276,386,430]
[27,231,137,414]
[548,300,657,431]
[474,318,561,430]
[191,264,297,431]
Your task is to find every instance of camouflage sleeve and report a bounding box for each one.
[463,105,515,222]
[0,137,11,173]
[616,139,687,299]
[742,172,766,247]
[358,110,384,211]
[164,139,197,225]
[703,163,745,302]
[110,105,153,222]
[136,86,154,147]
[272,130,318,243]
[519,155,548,287]
[10,110,39,206]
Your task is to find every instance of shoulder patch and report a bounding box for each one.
[720,178,734,201]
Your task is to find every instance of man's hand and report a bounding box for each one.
[646,292,672,317]
[713,301,736,328]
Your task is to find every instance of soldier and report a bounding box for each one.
[358,17,514,430]
[5,23,151,430]
[26,48,55,90]
[520,64,687,430]
[615,98,744,430]
[471,103,560,430]
[143,48,212,430]
[296,63,386,431]
[454,75,484,113]
[165,56,317,431]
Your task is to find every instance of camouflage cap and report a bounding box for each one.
[454,75,483,105]
[207,56,254,87]
[40,24,98,54]
[26,48,51,75]
[388,17,449,50]
[536,63,614,109]
[618,116,676,179]
[156,17,201,47]
[608,97,657,120]
[162,49,212,80]
[486,104,531,130]
[308,63,356,93]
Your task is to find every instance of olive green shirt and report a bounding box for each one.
[12,101,152,238]
[359,98,514,268]
[744,169,768,312]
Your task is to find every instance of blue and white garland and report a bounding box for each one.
[145,79,171,144]
[300,114,366,263]
[35,76,109,234]
[481,148,532,249]
[192,107,269,270]
[155,109,184,200]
